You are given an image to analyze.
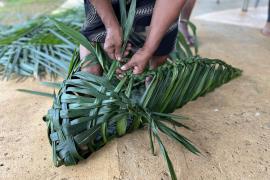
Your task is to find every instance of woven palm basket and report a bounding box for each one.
[44,1,242,179]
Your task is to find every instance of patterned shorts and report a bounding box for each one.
[81,0,178,56]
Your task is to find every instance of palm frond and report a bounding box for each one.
[10,2,242,179]
[42,4,242,180]
[0,6,199,80]
[0,9,84,79]
[17,89,54,98]
[44,50,241,173]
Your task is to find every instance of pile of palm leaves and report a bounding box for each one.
[42,1,242,179]
[0,9,84,79]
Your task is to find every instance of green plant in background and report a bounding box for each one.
[40,1,242,179]
[0,0,65,25]
[0,6,199,80]
[0,9,83,79]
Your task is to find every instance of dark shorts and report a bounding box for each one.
[81,0,178,56]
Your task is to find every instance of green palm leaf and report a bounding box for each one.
[0,9,84,79]
[42,4,242,179]
[10,3,242,180]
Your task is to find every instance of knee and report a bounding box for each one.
[80,45,91,60]
[150,55,169,69]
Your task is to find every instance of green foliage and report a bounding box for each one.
[0,6,199,80]
[44,50,241,179]
[6,1,241,179]
[0,9,83,79]
[41,2,242,180]
[44,51,203,171]
[17,89,54,98]
[6,0,59,3]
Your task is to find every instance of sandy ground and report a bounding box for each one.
[1,5,270,180]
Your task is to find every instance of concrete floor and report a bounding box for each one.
[193,0,268,16]
[0,0,270,180]
[195,6,268,28]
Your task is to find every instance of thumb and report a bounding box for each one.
[121,61,134,71]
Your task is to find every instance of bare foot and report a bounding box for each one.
[179,21,195,46]
[262,22,270,37]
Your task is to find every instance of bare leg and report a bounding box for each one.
[262,23,270,36]
[149,55,168,69]
[179,0,196,45]
[262,0,270,36]
[80,45,103,76]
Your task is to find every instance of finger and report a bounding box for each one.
[145,76,153,87]
[126,43,132,51]
[116,73,124,79]
[116,74,124,79]
[124,50,130,57]
[115,44,122,61]
[121,61,135,71]
[116,68,124,79]
[133,66,144,75]
[124,44,132,57]
[116,68,123,75]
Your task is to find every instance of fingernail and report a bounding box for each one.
[117,56,121,61]
[121,66,126,70]
[119,74,124,78]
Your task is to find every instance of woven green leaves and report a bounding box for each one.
[43,1,242,179]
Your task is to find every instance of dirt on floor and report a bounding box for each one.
[0,19,270,180]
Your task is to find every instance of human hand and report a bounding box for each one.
[104,26,123,60]
[119,47,152,75]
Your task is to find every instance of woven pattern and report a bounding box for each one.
[46,1,242,178]
[44,54,242,167]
